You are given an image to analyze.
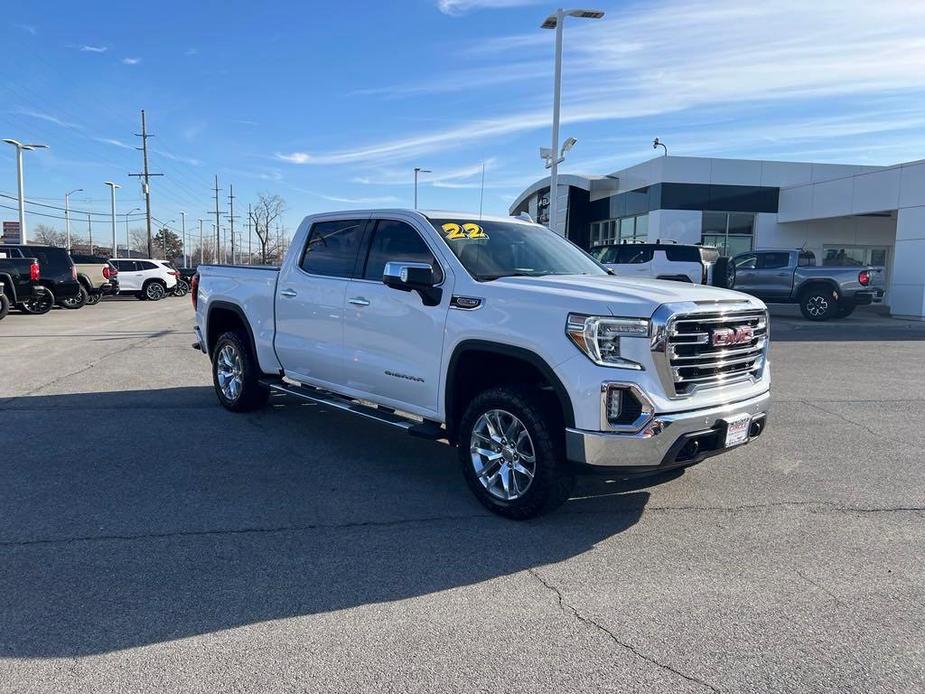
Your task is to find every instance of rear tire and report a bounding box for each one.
[0,293,9,320]
[458,385,574,519]
[60,285,88,309]
[211,331,270,412]
[20,288,55,315]
[86,291,103,306]
[800,287,838,321]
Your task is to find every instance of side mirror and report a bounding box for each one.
[382,261,442,307]
[382,261,435,290]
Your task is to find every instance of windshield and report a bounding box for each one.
[428,218,607,281]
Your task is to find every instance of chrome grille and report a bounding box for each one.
[664,309,768,395]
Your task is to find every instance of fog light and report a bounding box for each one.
[606,389,622,422]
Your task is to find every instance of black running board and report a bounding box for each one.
[261,379,446,440]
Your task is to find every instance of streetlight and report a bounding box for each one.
[156,218,175,260]
[64,188,83,251]
[3,139,48,243]
[198,218,204,266]
[104,181,120,258]
[180,211,187,268]
[653,137,668,156]
[413,167,431,209]
[540,7,604,235]
[124,207,140,257]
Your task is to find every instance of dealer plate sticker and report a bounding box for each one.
[724,413,751,448]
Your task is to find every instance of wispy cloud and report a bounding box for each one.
[122,57,141,65]
[437,0,544,16]
[13,108,79,129]
[152,148,201,166]
[185,47,198,56]
[94,136,133,149]
[291,0,925,167]
[354,159,499,187]
[13,23,36,35]
[79,44,108,53]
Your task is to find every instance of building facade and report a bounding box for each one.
[510,155,924,319]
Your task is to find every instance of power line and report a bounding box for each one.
[0,193,146,218]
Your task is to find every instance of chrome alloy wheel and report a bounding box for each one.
[470,409,536,501]
[216,344,244,401]
[806,294,829,317]
[146,282,166,300]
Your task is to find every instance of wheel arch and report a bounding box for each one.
[796,278,840,300]
[0,273,17,303]
[444,340,575,444]
[206,301,260,367]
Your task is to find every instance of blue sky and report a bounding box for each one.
[2,0,925,240]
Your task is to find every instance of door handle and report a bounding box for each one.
[776,273,788,277]
[279,288,297,298]
[348,296,370,307]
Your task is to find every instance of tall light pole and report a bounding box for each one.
[541,8,604,235]
[104,181,120,258]
[64,188,83,251]
[180,211,187,267]
[3,139,48,243]
[124,207,140,256]
[198,218,204,266]
[413,167,431,209]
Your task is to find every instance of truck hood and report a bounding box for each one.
[485,274,761,317]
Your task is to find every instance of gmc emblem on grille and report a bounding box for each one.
[711,325,754,347]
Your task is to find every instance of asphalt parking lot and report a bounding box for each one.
[1,299,923,693]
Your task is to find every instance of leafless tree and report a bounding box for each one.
[33,224,66,247]
[250,193,285,264]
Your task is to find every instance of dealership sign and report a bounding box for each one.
[1,221,20,244]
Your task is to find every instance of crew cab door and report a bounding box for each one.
[341,217,451,415]
[751,251,794,300]
[273,217,369,388]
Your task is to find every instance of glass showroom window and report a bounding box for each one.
[701,212,754,257]
[590,214,648,247]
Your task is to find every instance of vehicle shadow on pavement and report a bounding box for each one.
[0,387,652,658]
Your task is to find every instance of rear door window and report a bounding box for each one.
[664,246,701,262]
[300,219,368,277]
[616,246,653,264]
[758,252,790,269]
[734,253,758,270]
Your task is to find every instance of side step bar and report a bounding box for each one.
[260,379,445,440]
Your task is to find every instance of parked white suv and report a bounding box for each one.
[111,259,178,300]
[594,242,726,285]
[192,210,770,518]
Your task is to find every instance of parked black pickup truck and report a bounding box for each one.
[0,255,47,318]
[0,244,80,313]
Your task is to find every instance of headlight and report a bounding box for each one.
[566,314,649,369]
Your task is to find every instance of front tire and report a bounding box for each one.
[60,286,88,309]
[211,331,270,412]
[0,293,9,320]
[144,281,167,301]
[20,288,55,315]
[172,279,189,297]
[800,287,838,321]
[458,386,574,519]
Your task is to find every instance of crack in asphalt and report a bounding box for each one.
[800,400,911,444]
[794,570,846,608]
[0,513,495,548]
[0,502,920,549]
[528,568,721,693]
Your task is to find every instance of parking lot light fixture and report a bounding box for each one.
[124,207,140,256]
[413,167,431,209]
[65,188,83,251]
[3,139,48,243]
[540,8,604,235]
[104,182,120,258]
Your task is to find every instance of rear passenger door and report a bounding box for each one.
[273,217,369,388]
[341,217,451,415]
[114,261,142,290]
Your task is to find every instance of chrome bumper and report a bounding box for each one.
[565,390,770,469]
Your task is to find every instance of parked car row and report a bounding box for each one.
[0,243,192,320]
[594,241,885,321]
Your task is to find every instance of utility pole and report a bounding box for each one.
[227,184,239,265]
[246,204,253,265]
[212,175,222,261]
[198,218,204,265]
[87,212,93,255]
[180,211,186,267]
[129,109,162,257]
[105,182,120,258]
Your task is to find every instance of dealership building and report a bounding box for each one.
[510,155,925,319]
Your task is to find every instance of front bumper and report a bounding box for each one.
[565,390,770,472]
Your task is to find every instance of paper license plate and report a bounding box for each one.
[724,413,751,448]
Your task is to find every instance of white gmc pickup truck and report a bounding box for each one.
[192,209,770,518]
